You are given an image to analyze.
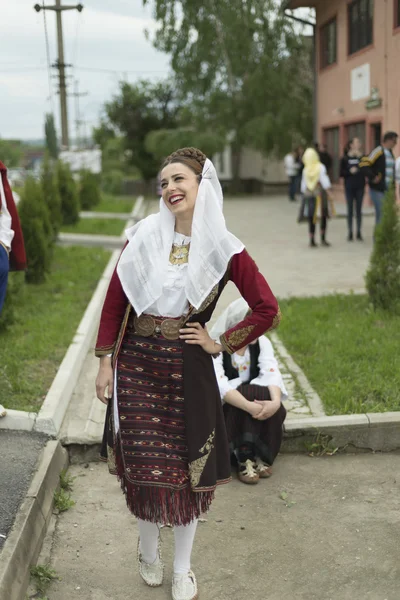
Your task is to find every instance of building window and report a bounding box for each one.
[348,0,374,55]
[346,122,366,152]
[396,0,400,28]
[320,18,337,68]
[324,127,340,182]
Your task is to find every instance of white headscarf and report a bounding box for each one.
[209,298,250,341]
[117,158,244,316]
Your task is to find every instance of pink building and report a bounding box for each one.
[285,0,400,192]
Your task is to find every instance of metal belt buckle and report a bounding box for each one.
[160,317,183,340]
[133,314,155,337]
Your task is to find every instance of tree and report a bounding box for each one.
[79,169,101,210]
[143,0,313,175]
[18,177,53,284]
[99,80,181,181]
[366,186,400,315]
[145,128,225,161]
[0,139,22,168]
[45,113,59,160]
[41,153,62,236]
[57,161,80,225]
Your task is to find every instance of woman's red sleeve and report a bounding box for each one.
[220,249,281,354]
[95,251,129,357]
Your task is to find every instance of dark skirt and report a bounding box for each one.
[223,383,286,466]
[298,189,330,224]
[108,327,215,526]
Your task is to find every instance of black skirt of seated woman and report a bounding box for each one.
[223,383,287,468]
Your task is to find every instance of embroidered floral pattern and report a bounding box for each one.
[227,325,255,349]
[189,429,215,487]
[268,307,281,331]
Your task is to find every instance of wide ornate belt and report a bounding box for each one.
[132,314,185,340]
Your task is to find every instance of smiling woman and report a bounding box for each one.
[94,147,281,600]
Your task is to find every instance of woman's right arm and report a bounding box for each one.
[340,156,348,179]
[95,255,129,357]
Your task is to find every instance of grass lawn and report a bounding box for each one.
[92,194,135,214]
[277,294,400,415]
[1,246,111,412]
[61,218,125,236]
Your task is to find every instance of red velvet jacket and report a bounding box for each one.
[0,161,26,271]
[95,247,280,357]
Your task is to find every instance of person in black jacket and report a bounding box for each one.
[340,137,366,241]
[359,131,398,229]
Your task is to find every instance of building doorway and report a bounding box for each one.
[324,127,340,182]
[346,122,366,153]
[370,122,382,151]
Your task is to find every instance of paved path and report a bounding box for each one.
[41,454,400,600]
[0,431,47,550]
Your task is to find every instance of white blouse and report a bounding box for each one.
[146,232,191,318]
[213,336,288,402]
[301,164,331,194]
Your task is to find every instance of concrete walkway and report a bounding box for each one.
[41,454,400,600]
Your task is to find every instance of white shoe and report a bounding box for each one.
[0,405,6,418]
[172,570,198,600]
[137,537,164,587]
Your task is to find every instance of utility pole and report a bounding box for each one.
[71,79,88,149]
[34,1,84,149]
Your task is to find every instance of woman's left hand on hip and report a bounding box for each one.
[180,322,222,354]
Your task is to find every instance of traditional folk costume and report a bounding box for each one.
[211,299,287,483]
[96,159,281,528]
[298,148,334,247]
[0,161,26,315]
[0,161,26,419]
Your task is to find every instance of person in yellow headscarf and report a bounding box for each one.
[298,147,335,247]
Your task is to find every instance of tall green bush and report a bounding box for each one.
[366,185,400,314]
[79,170,101,210]
[41,153,62,236]
[102,169,123,195]
[18,177,53,284]
[57,161,80,225]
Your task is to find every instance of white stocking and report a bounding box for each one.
[173,519,198,575]
[137,519,160,564]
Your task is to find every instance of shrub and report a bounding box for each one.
[365,185,400,314]
[18,177,53,284]
[57,160,80,225]
[41,153,62,236]
[102,169,123,195]
[79,169,101,210]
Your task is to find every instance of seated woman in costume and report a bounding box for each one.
[211,299,287,485]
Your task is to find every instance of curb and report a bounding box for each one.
[34,250,120,436]
[0,440,68,600]
[270,332,325,417]
[282,412,400,453]
[65,412,400,464]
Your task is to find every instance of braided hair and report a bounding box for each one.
[162,147,207,179]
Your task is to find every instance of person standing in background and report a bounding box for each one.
[0,160,26,315]
[284,149,298,202]
[298,148,334,248]
[340,138,366,241]
[294,146,304,199]
[359,131,398,230]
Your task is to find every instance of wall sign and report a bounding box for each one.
[365,87,382,110]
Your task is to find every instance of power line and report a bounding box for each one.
[75,66,167,75]
[42,0,56,114]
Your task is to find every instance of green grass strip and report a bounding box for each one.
[1,246,111,412]
[278,294,400,415]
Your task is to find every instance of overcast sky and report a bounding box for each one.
[1,0,170,140]
[1,1,312,142]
